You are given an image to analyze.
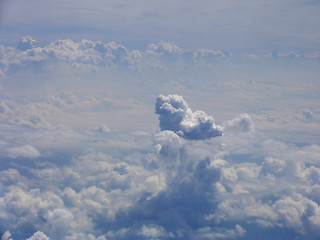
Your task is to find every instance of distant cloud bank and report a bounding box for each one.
[1,36,319,75]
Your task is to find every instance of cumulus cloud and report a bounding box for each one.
[0,37,143,74]
[26,231,50,240]
[155,94,223,140]
[1,107,320,239]
[222,113,255,134]
[6,145,41,159]
[1,231,13,240]
[147,40,182,55]
[1,37,320,240]
[139,225,172,239]
[191,49,229,58]
[46,208,73,239]
[196,225,246,239]
[0,37,237,75]
[17,36,36,51]
[65,233,106,240]
[2,36,318,81]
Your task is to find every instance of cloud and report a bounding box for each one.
[2,36,319,82]
[1,231,13,240]
[96,124,110,133]
[1,37,320,240]
[222,113,255,134]
[46,208,73,239]
[26,231,50,240]
[155,94,223,140]
[0,37,143,74]
[6,145,41,159]
[306,51,320,59]
[302,109,314,120]
[196,225,246,239]
[191,49,229,58]
[16,36,36,51]
[139,225,172,239]
[149,107,320,238]
[147,40,182,55]
[267,50,301,59]
[1,114,320,239]
[65,233,106,240]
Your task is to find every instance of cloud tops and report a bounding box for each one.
[155,95,223,140]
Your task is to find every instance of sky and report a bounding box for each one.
[0,1,320,240]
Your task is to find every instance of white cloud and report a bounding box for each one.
[139,225,172,239]
[155,95,223,140]
[26,231,50,240]
[1,231,13,240]
[147,40,182,55]
[17,36,36,51]
[1,33,320,240]
[65,233,106,240]
[191,49,229,58]
[272,193,320,234]
[1,115,320,239]
[222,113,255,134]
[196,225,246,239]
[0,37,143,74]
[264,50,301,59]
[46,208,73,239]
[6,145,41,159]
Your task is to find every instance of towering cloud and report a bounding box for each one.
[155,94,223,140]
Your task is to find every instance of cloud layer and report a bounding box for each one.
[1,36,320,76]
[1,37,320,239]
[1,94,320,239]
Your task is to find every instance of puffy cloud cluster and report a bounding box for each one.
[1,231,13,240]
[146,40,182,55]
[16,36,36,51]
[191,49,230,58]
[222,113,255,134]
[1,35,320,240]
[1,101,320,239]
[26,232,50,240]
[3,37,319,77]
[155,94,223,140]
[0,37,142,74]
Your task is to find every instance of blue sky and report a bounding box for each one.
[0,1,320,240]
